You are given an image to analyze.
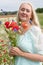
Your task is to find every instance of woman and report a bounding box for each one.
[9,2,43,65]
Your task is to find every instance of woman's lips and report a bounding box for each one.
[21,13,27,17]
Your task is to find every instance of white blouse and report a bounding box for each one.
[15,25,43,65]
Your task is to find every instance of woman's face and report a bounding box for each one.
[18,3,32,22]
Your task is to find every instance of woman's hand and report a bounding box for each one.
[9,47,43,62]
[9,47,23,56]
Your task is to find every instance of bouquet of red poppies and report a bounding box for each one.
[4,20,29,47]
[4,20,21,64]
[4,20,20,47]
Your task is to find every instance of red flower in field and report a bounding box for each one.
[0,54,2,57]
[2,44,7,47]
[21,22,28,29]
[3,58,7,62]
[5,21,10,28]
[3,50,7,54]
[0,39,4,42]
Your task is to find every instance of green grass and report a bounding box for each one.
[37,13,43,27]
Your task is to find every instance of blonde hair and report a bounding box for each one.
[16,2,40,27]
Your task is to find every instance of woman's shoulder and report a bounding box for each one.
[30,25,42,37]
[31,25,41,33]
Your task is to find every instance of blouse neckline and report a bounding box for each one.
[19,25,34,36]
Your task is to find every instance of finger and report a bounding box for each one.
[10,52,17,56]
[10,47,15,52]
[12,47,18,51]
[9,49,17,55]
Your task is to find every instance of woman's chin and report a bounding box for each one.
[19,17,26,21]
[20,19,27,22]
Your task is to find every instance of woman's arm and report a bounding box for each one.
[9,47,43,62]
[21,51,43,62]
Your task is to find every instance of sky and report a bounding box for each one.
[0,0,43,12]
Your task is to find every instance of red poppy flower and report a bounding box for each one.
[9,21,19,30]
[21,22,28,29]
[0,54,2,57]
[0,39,4,42]
[2,44,7,47]
[12,25,19,31]
[9,22,17,27]
[3,58,7,62]
[4,21,10,28]
[3,50,7,54]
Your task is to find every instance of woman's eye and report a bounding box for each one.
[21,8,25,11]
[20,8,30,13]
[26,9,30,12]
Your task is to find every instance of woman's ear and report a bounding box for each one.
[29,18,32,24]
[31,12,33,21]
[30,18,32,21]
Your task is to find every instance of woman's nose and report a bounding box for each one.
[23,10,26,14]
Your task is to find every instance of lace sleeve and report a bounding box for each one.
[32,26,43,55]
[37,33,43,55]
